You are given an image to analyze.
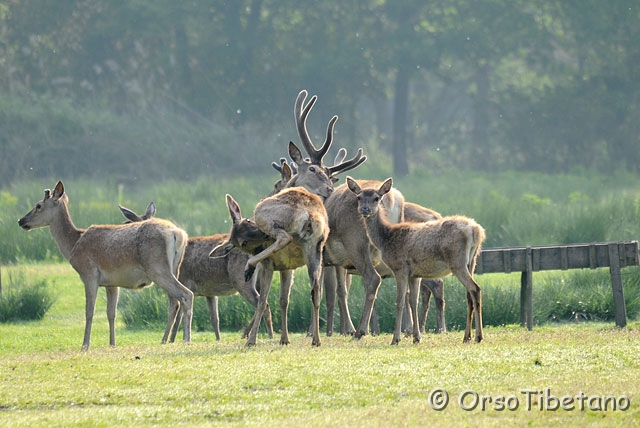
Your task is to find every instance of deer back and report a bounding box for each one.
[68,218,188,286]
[254,187,328,245]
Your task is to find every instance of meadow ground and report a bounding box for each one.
[0,264,638,427]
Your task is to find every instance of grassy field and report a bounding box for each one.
[0,264,638,427]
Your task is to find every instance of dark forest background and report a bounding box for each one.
[0,1,638,184]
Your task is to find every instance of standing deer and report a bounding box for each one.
[18,181,193,350]
[346,177,486,344]
[331,200,447,337]
[211,190,329,347]
[119,202,275,342]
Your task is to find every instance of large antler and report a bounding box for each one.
[294,90,367,177]
[294,90,336,165]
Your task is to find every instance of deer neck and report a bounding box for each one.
[49,203,84,260]
[362,210,392,251]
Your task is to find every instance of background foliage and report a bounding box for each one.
[0,1,638,183]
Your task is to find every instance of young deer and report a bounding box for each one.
[18,181,193,350]
[119,203,274,342]
[211,191,329,347]
[346,177,486,345]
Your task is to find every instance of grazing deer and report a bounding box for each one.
[18,181,193,350]
[119,203,274,342]
[346,177,486,344]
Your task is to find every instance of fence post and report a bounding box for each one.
[608,243,627,328]
[520,247,533,330]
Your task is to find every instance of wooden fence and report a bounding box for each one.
[474,241,639,330]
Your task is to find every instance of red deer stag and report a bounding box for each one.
[346,177,486,344]
[210,90,366,347]
[18,181,193,350]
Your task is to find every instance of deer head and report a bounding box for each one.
[346,176,393,218]
[18,181,68,230]
[209,194,274,259]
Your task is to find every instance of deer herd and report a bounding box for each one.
[18,90,486,351]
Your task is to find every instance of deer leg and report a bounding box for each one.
[370,301,380,335]
[408,278,421,344]
[237,264,274,339]
[80,273,100,351]
[322,267,336,337]
[306,240,324,347]
[155,272,194,343]
[206,296,221,341]
[165,295,181,344]
[456,269,483,343]
[105,286,119,347]
[336,267,356,335]
[391,271,409,345]
[245,231,292,281]
[402,289,413,336]
[279,269,293,345]
[246,262,273,347]
[354,259,382,339]
[428,278,446,334]
[418,279,432,334]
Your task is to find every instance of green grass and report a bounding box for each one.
[0,264,639,427]
[4,171,640,263]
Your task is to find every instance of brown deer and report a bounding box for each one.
[119,202,274,342]
[211,190,329,347]
[334,200,447,337]
[346,177,486,344]
[18,181,193,350]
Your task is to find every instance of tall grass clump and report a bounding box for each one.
[116,266,640,335]
[0,270,56,322]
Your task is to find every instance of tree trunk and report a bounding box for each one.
[392,64,411,177]
[472,62,490,169]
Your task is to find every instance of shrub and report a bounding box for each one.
[0,272,56,322]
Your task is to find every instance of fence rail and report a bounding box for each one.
[474,241,639,329]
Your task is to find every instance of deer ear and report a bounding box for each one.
[52,181,65,199]
[378,178,393,196]
[119,205,140,223]
[282,161,292,180]
[145,202,156,218]
[226,194,243,224]
[346,176,361,194]
[288,142,304,164]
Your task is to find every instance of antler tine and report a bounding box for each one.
[316,115,338,164]
[333,147,348,166]
[294,89,338,165]
[295,90,318,155]
[327,148,368,176]
[271,157,288,173]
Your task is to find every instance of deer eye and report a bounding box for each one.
[309,166,316,173]
[374,197,379,203]
[35,204,42,210]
